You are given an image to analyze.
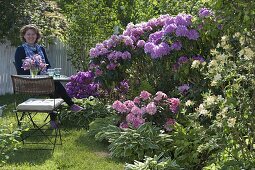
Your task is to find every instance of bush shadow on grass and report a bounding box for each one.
[7,148,52,165]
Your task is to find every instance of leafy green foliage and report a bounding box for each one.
[0,123,20,166]
[60,0,120,70]
[88,114,121,140]
[125,153,182,170]
[0,0,67,45]
[209,0,255,37]
[196,33,255,168]
[108,123,172,162]
[60,97,112,128]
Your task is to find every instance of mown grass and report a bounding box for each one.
[0,94,124,170]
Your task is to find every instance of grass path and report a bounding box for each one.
[3,128,124,170]
[1,94,124,170]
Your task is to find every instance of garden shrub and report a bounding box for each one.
[60,96,112,128]
[0,123,20,166]
[195,33,255,168]
[88,7,221,98]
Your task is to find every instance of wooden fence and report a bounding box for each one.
[0,39,76,95]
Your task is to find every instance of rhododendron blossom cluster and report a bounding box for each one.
[66,71,99,99]
[112,90,180,129]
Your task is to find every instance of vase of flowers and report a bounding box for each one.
[29,67,39,78]
[22,54,47,78]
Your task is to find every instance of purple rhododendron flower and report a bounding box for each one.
[187,29,200,40]
[192,55,205,62]
[66,71,99,99]
[122,35,134,46]
[123,100,135,112]
[150,42,171,59]
[175,25,189,37]
[144,42,155,54]
[170,41,182,51]
[178,84,190,94]
[116,79,129,94]
[178,56,189,64]
[121,51,131,60]
[132,117,145,129]
[137,40,146,48]
[175,14,192,26]
[131,106,144,116]
[89,48,99,58]
[154,91,167,101]
[106,63,118,70]
[133,97,140,104]
[199,8,213,18]
[149,31,164,44]
[164,24,177,34]
[95,68,103,76]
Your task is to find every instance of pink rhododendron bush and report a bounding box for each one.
[112,90,179,130]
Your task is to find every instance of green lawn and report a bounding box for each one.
[0,94,124,170]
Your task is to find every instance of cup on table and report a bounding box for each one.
[47,69,55,77]
[54,68,61,77]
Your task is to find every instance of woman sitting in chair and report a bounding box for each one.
[14,24,83,128]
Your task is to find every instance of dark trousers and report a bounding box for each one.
[54,81,74,106]
[50,81,74,121]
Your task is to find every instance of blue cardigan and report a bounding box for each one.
[14,46,51,75]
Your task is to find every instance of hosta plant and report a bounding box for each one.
[108,123,172,162]
[125,153,182,170]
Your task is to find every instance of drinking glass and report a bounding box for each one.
[54,68,61,77]
[47,69,55,77]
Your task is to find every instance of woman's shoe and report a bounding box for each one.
[50,120,59,129]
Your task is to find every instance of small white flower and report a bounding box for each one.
[227,117,236,127]
[243,47,254,60]
[185,100,194,106]
[208,60,218,68]
[214,74,222,81]
[216,54,227,61]
[197,104,210,117]
[223,44,231,50]
[239,36,245,45]
[217,95,224,101]
[205,95,216,106]
[211,80,217,86]
[191,60,200,69]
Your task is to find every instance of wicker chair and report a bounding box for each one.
[11,75,63,152]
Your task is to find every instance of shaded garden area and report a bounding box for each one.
[1,0,255,169]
